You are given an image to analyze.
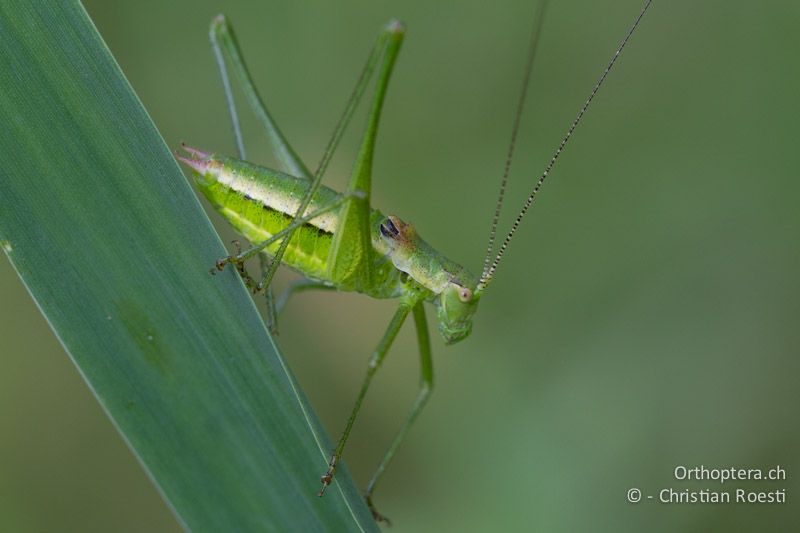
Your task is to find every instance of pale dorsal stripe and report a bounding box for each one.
[216,171,339,233]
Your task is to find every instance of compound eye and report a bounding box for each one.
[379,216,400,239]
[458,287,472,302]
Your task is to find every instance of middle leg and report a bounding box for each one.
[275,279,337,314]
[364,300,433,524]
[318,298,416,496]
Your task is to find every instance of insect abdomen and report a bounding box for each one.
[182,151,406,297]
[193,156,340,281]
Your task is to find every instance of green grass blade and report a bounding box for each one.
[0,2,376,531]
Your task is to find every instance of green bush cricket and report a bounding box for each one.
[177,0,652,522]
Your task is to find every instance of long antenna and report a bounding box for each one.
[481,0,548,277]
[477,0,653,292]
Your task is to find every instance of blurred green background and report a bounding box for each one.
[1,0,798,531]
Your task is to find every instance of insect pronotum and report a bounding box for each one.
[177,0,653,523]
